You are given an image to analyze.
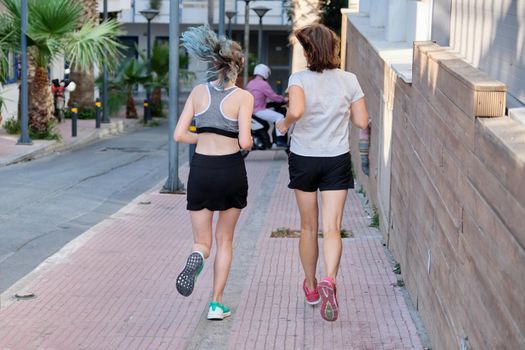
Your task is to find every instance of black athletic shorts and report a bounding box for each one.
[288,152,354,192]
[187,152,248,211]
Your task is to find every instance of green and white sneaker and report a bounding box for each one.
[207,301,231,320]
[176,252,204,297]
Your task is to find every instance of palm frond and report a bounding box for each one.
[28,0,82,41]
[63,19,124,72]
[0,32,13,82]
[0,0,22,47]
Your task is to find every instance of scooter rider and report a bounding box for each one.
[246,64,287,147]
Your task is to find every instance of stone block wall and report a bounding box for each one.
[343,16,525,349]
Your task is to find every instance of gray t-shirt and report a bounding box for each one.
[288,68,364,157]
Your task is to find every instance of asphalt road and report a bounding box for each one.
[0,125,188,293]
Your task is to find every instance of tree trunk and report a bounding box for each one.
[29,67,54,132]
[151,87,163,117]
[68,0,99,109]
[126,94,137,119]
[69,69,95,108]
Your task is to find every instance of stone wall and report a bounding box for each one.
[343,15,525,349]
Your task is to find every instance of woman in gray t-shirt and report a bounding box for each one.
[277,24,369,322]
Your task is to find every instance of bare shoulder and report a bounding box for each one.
[191,83,208,96]
[235,88,254,102]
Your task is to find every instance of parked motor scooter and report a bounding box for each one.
[52,69,76,122]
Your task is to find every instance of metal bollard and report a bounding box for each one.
[189,119,196,161]
[95,98,101,129]
[143,99,149,125]
[71,103,78,137]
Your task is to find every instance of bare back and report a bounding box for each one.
[191,83,253,155]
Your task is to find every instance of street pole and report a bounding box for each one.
[17,0,31,145]
[146,18,152,122]
[226,11,236,39]
[243,0,251,87]
[252,7,270,64]
[140,9,159,122]
[208,0,214,26]
[219,0,226,38]
[257,16,263,61]
[162,0,184,193]
[102,0,110,123]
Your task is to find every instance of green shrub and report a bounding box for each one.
[3,118,21,134]
[29,120,61,140]
[65,107,96,120]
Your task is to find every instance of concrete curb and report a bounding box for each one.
[0,119,144,168]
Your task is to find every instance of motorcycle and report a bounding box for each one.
[51,69,76,122]
[242,101,290,158]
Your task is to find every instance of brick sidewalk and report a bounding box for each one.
[0,117,142,167]
[0,152,425,350]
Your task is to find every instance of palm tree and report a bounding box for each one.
[149,43,170,117]
[108,58,148,119]
[0,37,9,83]
[145,43,194,118]
[0,0,122,133]
[68,0,99,110]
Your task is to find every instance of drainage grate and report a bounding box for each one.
[270,227,353,238]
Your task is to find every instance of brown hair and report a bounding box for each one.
[214,39,244,86]
[294,24,341,72]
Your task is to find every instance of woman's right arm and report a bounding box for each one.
[237,91,254,150]
[174,88,199,144]
[350,97,369,129]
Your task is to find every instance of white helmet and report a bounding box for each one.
[253,64,271,80]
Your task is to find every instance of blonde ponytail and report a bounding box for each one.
[181,25,244,88]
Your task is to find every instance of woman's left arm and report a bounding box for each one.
[350,97,369,129]
[174,89,199,144]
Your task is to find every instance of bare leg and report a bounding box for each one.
[320,190,348,281]
[212,208,241,303]
[190,209,214,259]
[294,189,319,290]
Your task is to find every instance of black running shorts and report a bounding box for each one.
[187,152,248,211]
[288,152,354,192]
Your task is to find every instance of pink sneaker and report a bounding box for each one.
[303,278,320,305]
[318,277,339,321]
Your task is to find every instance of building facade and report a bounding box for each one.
[116,0,291,92]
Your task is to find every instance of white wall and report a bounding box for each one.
[361,0,432,43]
[0,83,19,123]
[449,0,525,105]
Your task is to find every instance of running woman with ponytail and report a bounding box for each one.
[277,24,369,322]
[174,26,253,321]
